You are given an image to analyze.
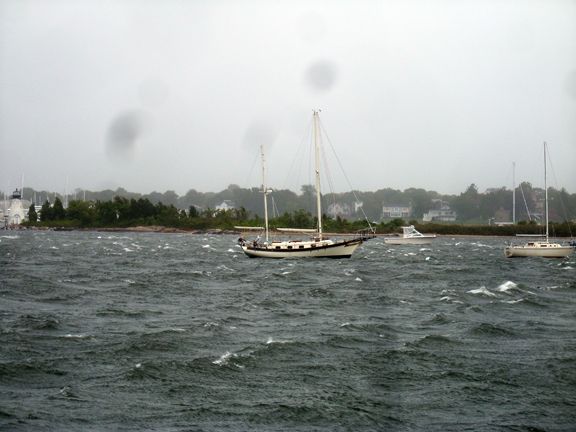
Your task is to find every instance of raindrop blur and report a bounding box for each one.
[106,110,148,160]
[304,60,338,92]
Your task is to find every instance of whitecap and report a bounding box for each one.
[355,277,362,281]
[340,322,351,327]
[425,257,431,260]
[267,337,290,344]
[227,248,235,252]
[468,286,497,297]
[505,299,524,304]
[213,352,237,366]
[216,265,235,272]
[202,244,210,248]
[497,281,517,293]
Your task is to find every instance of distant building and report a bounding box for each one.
[6,189,28,226]
[423,201,457,222]
[493,207,511,224]
[327,202,352,219]
[382,203,413,219]
[215,200,235,211]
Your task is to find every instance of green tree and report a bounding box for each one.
[28,203,38,222]
[451,183,480,221]
[479,187,510,220]
[53,197,66,220]
[66,200,95,225]
[404,188,433,218]
[39,200,54,221]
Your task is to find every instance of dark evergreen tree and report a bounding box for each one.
[53,197,66,220]
[39,200,54,221]
[28,203,38,222]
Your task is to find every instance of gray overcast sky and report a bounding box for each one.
[1,0,575,197]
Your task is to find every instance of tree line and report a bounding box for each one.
[11,180,576,225]
[21,194,575,237]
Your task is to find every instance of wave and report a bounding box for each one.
[468,322,515,336]
[468,286,497,297]
[496,281,518,293]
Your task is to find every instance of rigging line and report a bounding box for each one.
[545,145,573,236]
[282,118,314,191]
[519,183,532,221]
[317,117,374,230]
[317,125,336,205]
[244,148,261,189]
[321,132,339,218]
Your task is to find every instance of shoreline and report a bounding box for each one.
[5,225,563,239]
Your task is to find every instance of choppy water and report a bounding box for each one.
[1,230,575,431]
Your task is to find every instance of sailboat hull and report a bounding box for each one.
[504,242,574,258]
[241,239,363,258]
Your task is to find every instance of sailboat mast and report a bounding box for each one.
[261,143,269,244]
[544,142,549,241]
[314,111,322,238]
[512,162,516,224]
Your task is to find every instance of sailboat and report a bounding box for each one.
[504,143,574,258]
[236,111,376,258]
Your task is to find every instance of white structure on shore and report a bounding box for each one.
[6,189,28,227]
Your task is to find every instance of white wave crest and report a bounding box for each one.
[213,352,236,365]
[497,281,517,293]
[468,286,497,297]
[267,337,290,344]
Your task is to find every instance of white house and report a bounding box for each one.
[327,202,352,219]
[423,202,457,222]
[382,203,413,219]
[215,200,236,211]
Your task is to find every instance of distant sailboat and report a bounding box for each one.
[504,143,574,258]
[236,111,375,258]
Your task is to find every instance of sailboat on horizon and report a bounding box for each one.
[236,110,376,258]
[504,142,574,258]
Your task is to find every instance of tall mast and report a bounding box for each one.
[314,111,322,238]
[261,143,270,244]
[544,142,548,241]
[512,162,516,224]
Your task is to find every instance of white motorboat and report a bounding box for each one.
[384,225,436,245]
[236,111,375,258]
[504,143,574,258]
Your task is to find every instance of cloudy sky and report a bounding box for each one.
[1,0,575,198]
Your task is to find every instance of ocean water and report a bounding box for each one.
[1,230,575,431]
